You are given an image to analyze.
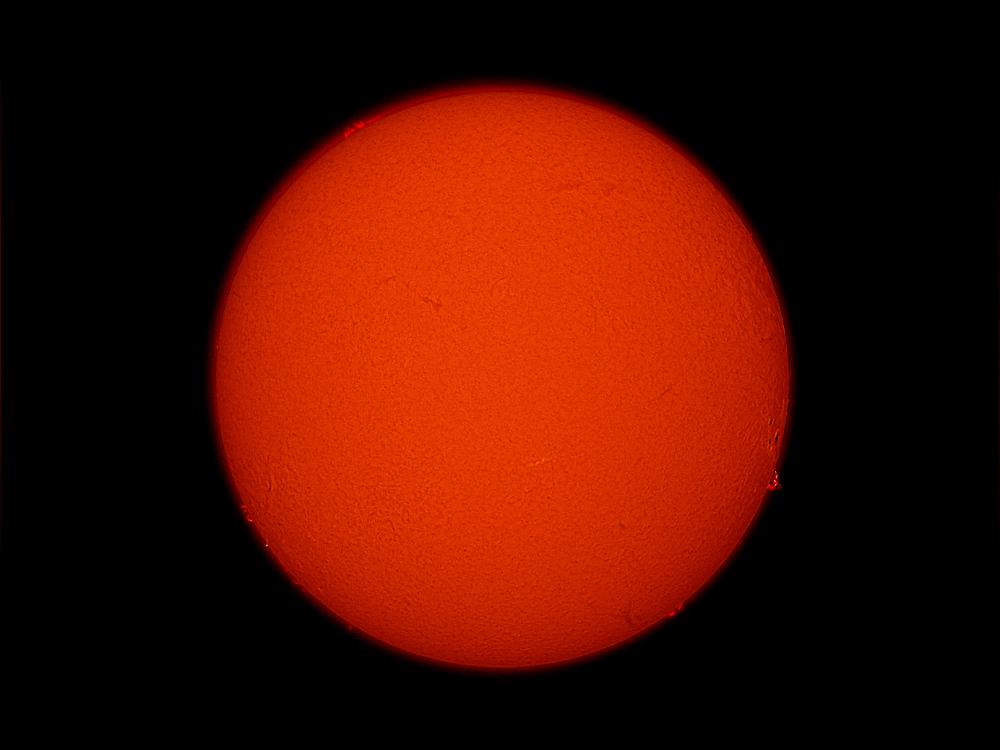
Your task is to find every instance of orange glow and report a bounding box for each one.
[211,86,790,670]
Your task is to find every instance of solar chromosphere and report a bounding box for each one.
[211,86,791,670]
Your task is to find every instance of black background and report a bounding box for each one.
[3,40,998,717]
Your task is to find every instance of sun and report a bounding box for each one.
[211,84,790,671]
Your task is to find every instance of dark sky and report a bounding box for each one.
[3,41,997,717]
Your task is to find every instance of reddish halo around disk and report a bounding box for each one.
[211,84,791,671]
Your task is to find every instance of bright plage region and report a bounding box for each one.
[211,87,790,670]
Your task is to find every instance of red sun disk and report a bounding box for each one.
[211,86,791,670]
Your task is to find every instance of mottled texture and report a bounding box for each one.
[212,89,790,669]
